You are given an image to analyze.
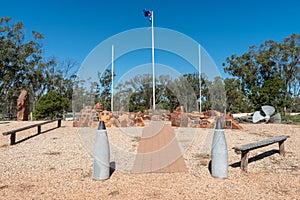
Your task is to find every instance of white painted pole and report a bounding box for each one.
[198,44,202,113]
[111,45,114,112]
[151,11,156,110]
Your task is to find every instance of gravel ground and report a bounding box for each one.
[0,121,299,199]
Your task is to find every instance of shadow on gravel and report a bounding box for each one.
[15,126,60,145]
[208,160,212,175]
[110,162,116,176]
[230,149,279,168]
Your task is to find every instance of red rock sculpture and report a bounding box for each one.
[17,90,29,121]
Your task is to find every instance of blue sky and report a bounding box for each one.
[1,0,300,80]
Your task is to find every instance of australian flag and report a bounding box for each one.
[143,9,152,23]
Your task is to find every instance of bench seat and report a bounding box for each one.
[233,135,289,171]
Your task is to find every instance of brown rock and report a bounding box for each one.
[224,113,243,129]
[99,110,111,123]
[151,114,161,121]
[171,106,184,127]
[118,114,129,127]
[17,90,29,121]
[74,106,98,127]
[108,117,117,127]
[134,117,145,126]
[94,102,104,113]
[199,119,211,128]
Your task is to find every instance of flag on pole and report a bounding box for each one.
[143,9,152,23]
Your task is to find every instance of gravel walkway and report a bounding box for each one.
[1,121,299,199]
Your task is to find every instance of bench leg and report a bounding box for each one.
[10,133,16,145]
[279,140,286,156]
[241,150,249,172]
[37,125,41,134]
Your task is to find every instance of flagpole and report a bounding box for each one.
[111,44,114,112]
[151,11,155,110]
[198,44,202,113]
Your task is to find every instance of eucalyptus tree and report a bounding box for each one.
[223,34,300,113]
[0,17,47,116]
[224,78,249,113]
[98,69,115,111]
[0,17,78,117]
[114,74,172,112]
[281,34,300,112]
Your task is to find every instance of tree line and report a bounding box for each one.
[74,33,300,115]
[0,17,299,119]
[0,17,76,119]
[223,34,300,113]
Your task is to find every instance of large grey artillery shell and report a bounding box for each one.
[92,121,110,180]
[211,118,228,179]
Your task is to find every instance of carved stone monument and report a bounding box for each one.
[17,90,29,121]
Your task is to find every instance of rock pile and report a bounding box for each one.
[73,103,242,129]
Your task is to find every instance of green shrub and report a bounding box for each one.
[33,90,69,120]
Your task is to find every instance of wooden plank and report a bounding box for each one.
[2,123,40,135]
[234,135,289,153]
[2,118,62,136]
[2,118,62,145]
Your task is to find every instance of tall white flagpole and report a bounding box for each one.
[151,11,156,110]
[111,45,114,112]
[198,44,202,113]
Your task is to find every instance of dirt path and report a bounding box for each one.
[131,121,187,173]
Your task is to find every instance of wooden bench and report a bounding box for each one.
[233,135,289,171]
[2,118,62,145]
